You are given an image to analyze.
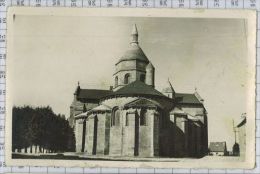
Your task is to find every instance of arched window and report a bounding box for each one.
[140,74,145,82]
[111,107,120,126]
[140,108,147,126]
[115,76,118,87]
[124,73,130,84]
[115,109,120,126]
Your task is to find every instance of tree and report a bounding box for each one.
[12,105,75,153]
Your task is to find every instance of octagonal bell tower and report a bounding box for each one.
[113,24,155,91]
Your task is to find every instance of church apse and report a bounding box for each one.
[72,24,208,158]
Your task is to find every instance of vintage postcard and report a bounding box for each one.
[5,7,256,168]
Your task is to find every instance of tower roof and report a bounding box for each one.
[116,24,149,65]
[116,45,149,65]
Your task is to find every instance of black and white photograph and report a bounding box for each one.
[5,8,256,168]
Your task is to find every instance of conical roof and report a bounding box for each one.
[116,24,149,65]
[117,44,149,64]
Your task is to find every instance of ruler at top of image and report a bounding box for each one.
[0,0,257,13]
[0,0,259,174]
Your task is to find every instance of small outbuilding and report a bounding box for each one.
[209,142,227,156]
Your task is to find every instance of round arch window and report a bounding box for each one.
[124,73,130,84]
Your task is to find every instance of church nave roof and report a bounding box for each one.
[77,89,112,101]
[105,81,166,99]
[175,93,202,105]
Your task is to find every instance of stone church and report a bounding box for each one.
[69,24,208,158]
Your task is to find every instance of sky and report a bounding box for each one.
[9,15,251,151]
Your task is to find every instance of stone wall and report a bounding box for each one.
[196,124,202,156]
[138,109,156,157]
[122,112,136,156]
[86,117,93,155]
[70,99,99,128]
[189,122,203,157]
[96,113,106,155]
[173,115,187,157]
[172,104,208,157]
[104,113,111,155]
[75,119,83,152]
[153,113,160,156]
[80,106,160,157]
[82,112,108,155]
[74,96,208,158]
[110,126,122,155]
